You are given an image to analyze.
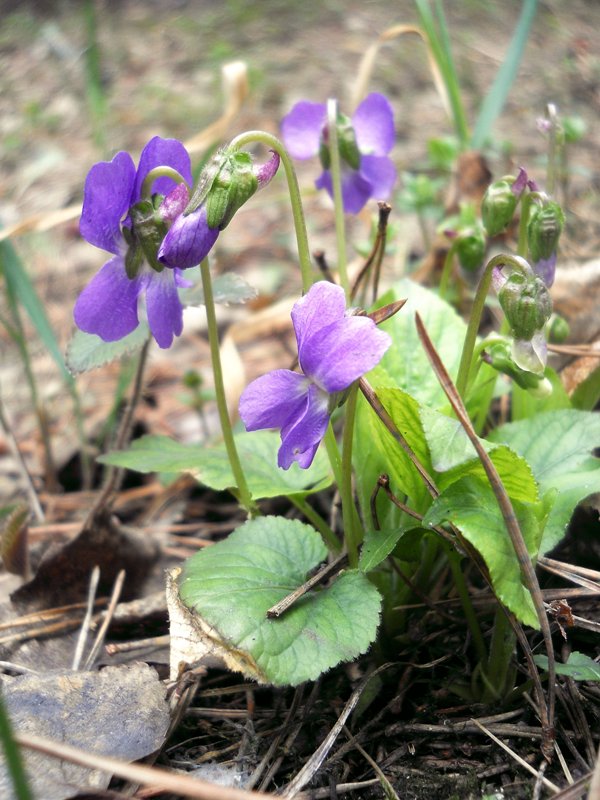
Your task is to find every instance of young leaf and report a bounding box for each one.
[534,651,600,682]
[66,324,150,374]
[423,475,542,628]
[99,430,332,500]
[488,410,600,553]
[175,517,382,686]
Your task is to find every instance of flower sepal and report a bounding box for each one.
[483,338,552,394]
[128,197,169,274]
[527,200,565,264]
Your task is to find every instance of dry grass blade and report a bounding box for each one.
[538,557,600,591]
[71,565,100,671]
[82,569,126,670]
[15,732,274,800]
[282,664,393,798]
[351,25,450,119]
[414,311,556,755]
[470,719,560,794]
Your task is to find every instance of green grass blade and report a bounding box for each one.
[471,0,538,149]
[0,239,71,384]
[0,692,33,800]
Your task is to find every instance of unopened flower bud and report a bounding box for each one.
[481,179,518,237]
[456,224,486,272]
[547,313,570,344]
[527,201,565,264]
[498,271,552,341]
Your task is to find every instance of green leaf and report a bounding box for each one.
[488,410,600,553]
[471,0,538,149]
[359,526,419,573]
[99,429,332,500]
[534,651,600,682]
[571,361,600,411]
[354,382,433,528]
[423,475,541,627]
[66,324,150,374]
[179,270,257,306]
[178,517,382,685]
[377,279,467,408]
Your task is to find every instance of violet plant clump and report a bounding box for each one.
[74,136,193,349]
[239,280,391,469]
[281,92,396,213]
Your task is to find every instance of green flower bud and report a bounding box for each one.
[547,313,570,344]
[484,339,552,395]
[498,271,552,341]
[205,152,259,231]
[456,225,486,272]
[481,180,518,237]
[126,196,169,275]
[527,201,565,263]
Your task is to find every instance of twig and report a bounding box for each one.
[470,719,560,794]
[266,554,348,618]
[71,565,100,671]
[415,311,556,756]
[82,569,126,670]
[282,664,393,798]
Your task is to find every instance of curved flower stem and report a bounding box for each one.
[229,131,313,292]
[340,383,361,567]
[327,99,350,300]
[455,254,532,399]
[141,167,191,199]
[289,495,340,552]
[200,258,257,517]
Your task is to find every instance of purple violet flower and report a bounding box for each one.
[158,150,280,270]
[74,136,193,349]
[239,281,391,469]
[281,93,396,214]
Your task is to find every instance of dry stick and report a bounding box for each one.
[414,312,556,756]
[470,719,560,794]
[14,733,274,800]
[343,726,400,800]
[281,664,393,799]
[71,565,100,671]
[359,377,439,499]
[82,569,126,670]
[85,338,151,526]
[350,202,391,304]
[266,554,348,619]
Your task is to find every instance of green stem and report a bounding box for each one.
[200,258,257,516]
[229,131,313,292]
[484,605,516,702]
[438,240,458,301]
[447,548,487,664]
[141,167,190,199]
[340,384,360,567]
[455,253,531,399]
[289,495,339,552]
[327,99,350,299]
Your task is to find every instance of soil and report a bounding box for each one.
[1,1,600,798]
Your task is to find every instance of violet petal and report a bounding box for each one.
[281,101,326,160]
[158,206,220,270]
[291,281,346,357]
[239,370,309,432]
[74,255,141,341]
[359,155,396,201]
[159,183,190,224]
[144,270,184,349]
[254,151,280,188]
[278,384,330,469]
[352,93,395,156]
[80,151,136,255]
[533,253,557,287]
[133,136,192,201]
[315,169,373,214]
[301,315,391,393]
